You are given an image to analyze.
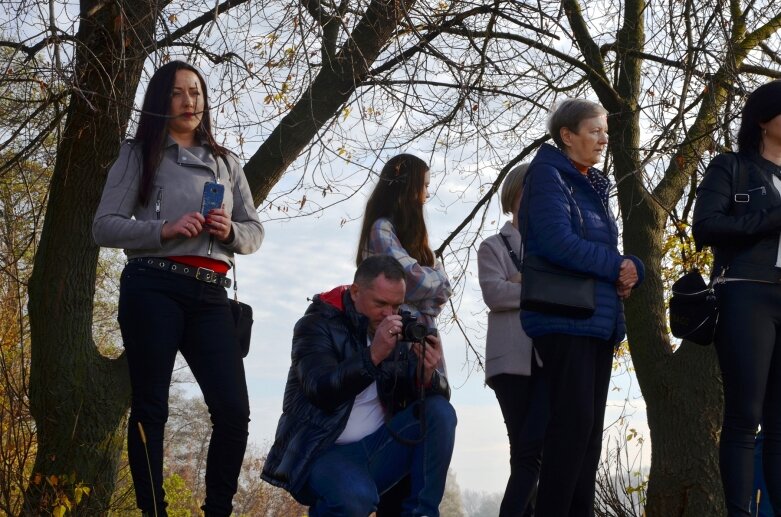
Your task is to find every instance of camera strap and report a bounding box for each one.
[383,338,428,446]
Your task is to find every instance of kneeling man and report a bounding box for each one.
[261,255,457,516]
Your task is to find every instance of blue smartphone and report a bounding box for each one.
[200,181,225,218]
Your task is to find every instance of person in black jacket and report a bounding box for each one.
[693,80,781,516]
[261,255,457,516]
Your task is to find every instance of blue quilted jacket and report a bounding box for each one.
[519,143,644,343]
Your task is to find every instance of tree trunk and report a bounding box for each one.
[620,194,725,516]
[25,2,162,513]
[568,0,730,511]
[628,38,760,516]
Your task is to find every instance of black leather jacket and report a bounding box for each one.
[260,286,450,503]
[693,152,781,281]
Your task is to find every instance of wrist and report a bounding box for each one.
[160,222,172,241]
[221,225,235,244]
[370,345,381,366]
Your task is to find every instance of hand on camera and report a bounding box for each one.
[412,334,442,384]
[370,314,402,365]
[162,212,205,240]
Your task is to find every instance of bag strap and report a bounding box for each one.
[217,153,239,303]
[730,152,750,217]
[499,233,523,272]
[232,265,239,302]
[520,168,587,266]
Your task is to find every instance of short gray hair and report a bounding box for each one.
[354,255,406,287]
[500,163,530,214]
[547,99,608,149]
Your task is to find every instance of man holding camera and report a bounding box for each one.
[261,255,456,516]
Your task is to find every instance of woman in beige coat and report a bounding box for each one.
[478,164,547,517]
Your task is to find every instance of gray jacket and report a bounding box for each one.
[93,138,263,263]
[477,221,535,379]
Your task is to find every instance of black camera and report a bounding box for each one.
[399,311,437,342]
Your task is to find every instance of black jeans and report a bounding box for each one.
[715,282,781,517]
[118,262,249,516]
[532,333,613,517]
[487,370,548,517]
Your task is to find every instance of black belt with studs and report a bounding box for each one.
[128,257,232,288]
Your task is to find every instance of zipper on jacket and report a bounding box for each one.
[748,186,767,195]
[155,189,163,220]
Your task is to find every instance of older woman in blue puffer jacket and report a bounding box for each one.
[520,98,644,516]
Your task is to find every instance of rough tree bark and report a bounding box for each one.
[563,0,781,514]
[25,1,166,512]
[21,0,421,512]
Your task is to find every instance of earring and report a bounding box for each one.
[763,128,768,136]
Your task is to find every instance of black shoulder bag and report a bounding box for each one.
[230,266,254,358]
[519,171,596,319]
[218,155,254,357]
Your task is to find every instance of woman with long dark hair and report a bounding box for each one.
[694,80,781,516]
[93,61,263,516]
[356,154,451,333]
[355,153,452,514]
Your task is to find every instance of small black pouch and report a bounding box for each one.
[669,269,717,346]
[229,299,253,357]
[229,262,253,358]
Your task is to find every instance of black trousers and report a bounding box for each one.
[715,282,781,517]
[488,370,548,517]
[532,333,613,517]
[118,262,249,516]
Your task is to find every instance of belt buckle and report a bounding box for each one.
[195,267,216,283]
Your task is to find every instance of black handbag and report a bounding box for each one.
[669,269,717,346]
[499,233,596,319]
[521,254,596,319]
[518,171,596,319]
[219,155,254,358]
[230,266,253,358]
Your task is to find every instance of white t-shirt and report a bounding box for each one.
[335,337,386,444]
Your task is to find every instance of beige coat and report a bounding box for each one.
[477,221,535,380]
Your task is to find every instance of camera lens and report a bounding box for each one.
[403,321,428,341]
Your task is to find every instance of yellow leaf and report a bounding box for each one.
[53,506,66,517]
